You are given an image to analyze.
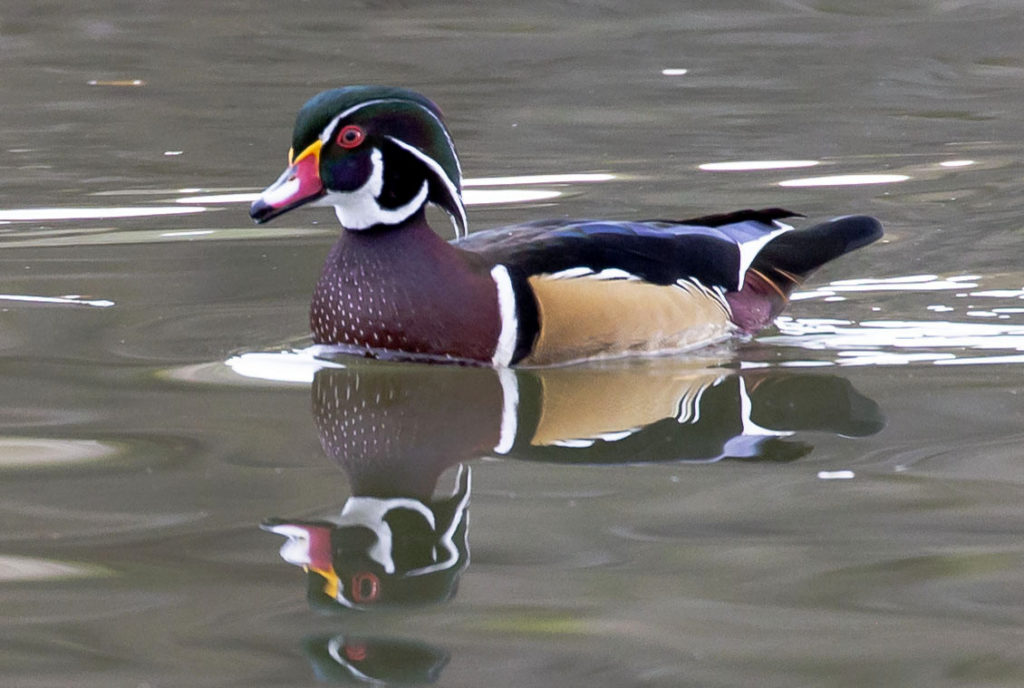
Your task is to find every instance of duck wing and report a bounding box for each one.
[455,207,803,292]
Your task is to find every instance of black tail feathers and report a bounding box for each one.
[726,214,882,332]
[753,215,883,289]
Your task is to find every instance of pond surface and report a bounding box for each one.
[2,2,1023,686]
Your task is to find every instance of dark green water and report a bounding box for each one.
[2,2,1022,686]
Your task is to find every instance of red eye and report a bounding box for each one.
[336,124,365,149]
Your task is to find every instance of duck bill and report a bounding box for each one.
[249,140,325,224]
[261,519,334,570]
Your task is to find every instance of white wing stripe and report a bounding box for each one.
[735,221,793,286]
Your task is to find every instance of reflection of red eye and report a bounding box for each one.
[336,124,365,149]
[351,571,380,603]
[344,643,368,662]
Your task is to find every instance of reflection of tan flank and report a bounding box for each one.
[521,274,734,366]
[530,365,725,446]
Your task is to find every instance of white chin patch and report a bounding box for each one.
[329,147,429,230]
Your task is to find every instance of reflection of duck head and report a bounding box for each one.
[302,633,449,685]
[264,359,883,610]
[264,364,502,612]
[263,464,470,611]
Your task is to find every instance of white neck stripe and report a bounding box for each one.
[325,147,429,229]
[490,264,518,367]
[385,135,468,237]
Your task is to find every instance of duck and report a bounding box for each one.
[250,86,883,366]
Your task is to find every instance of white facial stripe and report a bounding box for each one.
[317,98,404,144]
[315,97,463,180]
[490,264,518,368]
[385,135,467,237]
[324,147,429,229]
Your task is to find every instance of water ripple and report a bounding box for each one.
[767,273,1024,366]
[766,318,1024,367]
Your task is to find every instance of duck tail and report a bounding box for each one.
[757,215,883,283]
[727,215,883,332]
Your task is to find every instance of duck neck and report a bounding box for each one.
[311,210,502,363]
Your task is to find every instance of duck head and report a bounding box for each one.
[250,86,467,235]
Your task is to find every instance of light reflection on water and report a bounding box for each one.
[0,205,209,221]
[768,317,1024,367]
[790,273,982,299]
[0,172,612,228]
[0,555,110,582]
[226,348,344,384]
[698,156,984,190]
[2,151,980,233]
[0,293,115,308]
[778,173,911,187]
[462,172,616,186]
[762,273,1024,366]
[699,160,820,171]
[0,436,120,468]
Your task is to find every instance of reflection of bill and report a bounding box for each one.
[264,361,884,613]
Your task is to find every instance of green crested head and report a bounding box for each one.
[250,86,467,234]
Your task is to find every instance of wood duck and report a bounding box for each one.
[250,86,883,366]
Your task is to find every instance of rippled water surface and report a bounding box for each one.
[3,2,1023,686]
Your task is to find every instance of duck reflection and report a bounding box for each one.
[264,361,882,684]
[265,361,883,610]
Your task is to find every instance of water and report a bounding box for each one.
[2,2,1023,686]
